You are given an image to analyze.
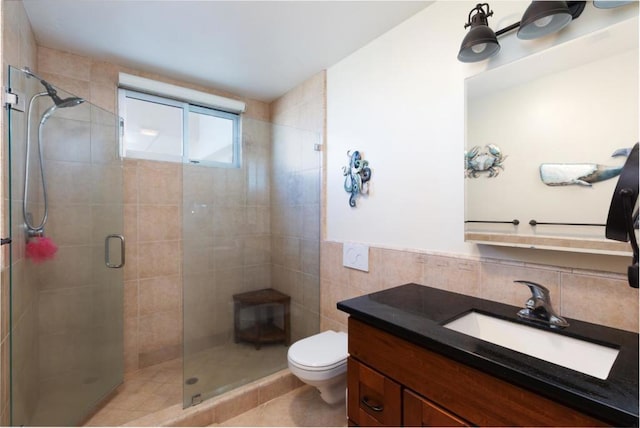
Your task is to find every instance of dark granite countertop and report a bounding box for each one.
[337,283,639,427]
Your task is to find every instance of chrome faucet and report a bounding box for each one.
[515,280,569,329]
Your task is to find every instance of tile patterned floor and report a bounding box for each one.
[212,385,348,427]
[84,358,183,426]
[84,341,289,426]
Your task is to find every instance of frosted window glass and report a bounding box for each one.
[119,88,240,167]
[188,111,234,164]
[123,97,183,162]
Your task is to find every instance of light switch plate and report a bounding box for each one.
[343,243,369,272]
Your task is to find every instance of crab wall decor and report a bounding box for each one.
[465,144,507,178]
[342,150,372,207]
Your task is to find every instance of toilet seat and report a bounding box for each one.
[287,330,347,371]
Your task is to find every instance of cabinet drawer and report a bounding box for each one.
[348,357,402,426]
[403,389,469,427]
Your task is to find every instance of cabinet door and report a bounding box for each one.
[348,357,401,426]
[403,389,469,427]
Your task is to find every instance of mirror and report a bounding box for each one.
[464,17,638,256]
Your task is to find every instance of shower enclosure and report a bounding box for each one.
[7,66,124,426]
[7,64,322,425]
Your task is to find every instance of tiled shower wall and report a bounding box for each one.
[319,241,639,334]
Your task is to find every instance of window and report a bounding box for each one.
[118,86,241,168]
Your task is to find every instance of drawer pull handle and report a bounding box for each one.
[361,396,383,412]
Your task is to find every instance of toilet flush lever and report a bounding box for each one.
[105,234,125,269]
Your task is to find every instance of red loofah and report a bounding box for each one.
[25,236,58,263]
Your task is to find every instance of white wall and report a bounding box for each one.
[326,1,638,260]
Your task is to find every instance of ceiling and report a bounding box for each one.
[23,1,431,102]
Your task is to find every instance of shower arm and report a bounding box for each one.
[22,67,46,85]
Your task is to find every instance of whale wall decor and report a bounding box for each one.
[539,147,632,187]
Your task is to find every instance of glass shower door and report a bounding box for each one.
[7,66,124,426]
[182,118,321,407]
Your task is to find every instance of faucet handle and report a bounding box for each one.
[514,280,569,328]
[514,280,550,304]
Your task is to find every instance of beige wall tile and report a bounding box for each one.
[138,311,182,354]
[124,280,138,320]
[36,245,93,290]
[45,161,93,204]
[257,372,303,405]
[243,264,272,291]
[38,46,91,81]
[137,161,182,205]
[137,241,180,279]
[320,241,348,286]
[320,241,639,334]
[123,316,139,374]
[138,275,182,316]
[90,82,117,114]
[301,273,320,315]
[124,242,139,282]
[272,265,303,304]
[561,273,638,332]
[138,205,181,242]
[214,386,260,423]
[421,254,481,297]
[378,248,423,289]
[479,262,560,308]
[123,163,139,204]
[320,278,362,328]
[90,60,119,86]
[281,237,301,271]
[320,314,348,333]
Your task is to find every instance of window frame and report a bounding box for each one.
[118,87,242,168]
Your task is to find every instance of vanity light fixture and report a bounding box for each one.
[593,1,634,8]
[458,1,587,63]
[517,1,574,40]
[457,3,500,63]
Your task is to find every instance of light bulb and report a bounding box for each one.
[471,43,487,54]
[534,15,553,27]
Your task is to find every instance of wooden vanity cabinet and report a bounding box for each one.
[403,389,469,427]
[347,317,609,427]
[347,357,401,426]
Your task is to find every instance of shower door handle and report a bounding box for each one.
[105,234,126,268]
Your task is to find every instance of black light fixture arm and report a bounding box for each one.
[495,22,521,37]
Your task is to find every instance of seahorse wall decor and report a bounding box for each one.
[342,150,372,207]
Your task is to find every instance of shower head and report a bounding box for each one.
[57,96,85,108]
[38,80,85,124]
[40,100,84,124]
[39,79,85,108]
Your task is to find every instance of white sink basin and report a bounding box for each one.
[443,311,619,380]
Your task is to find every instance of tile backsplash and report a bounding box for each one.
[320,241,639,334]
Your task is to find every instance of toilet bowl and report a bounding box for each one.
[287,330,348,405]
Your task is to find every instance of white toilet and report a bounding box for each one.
[287,330,348,405]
